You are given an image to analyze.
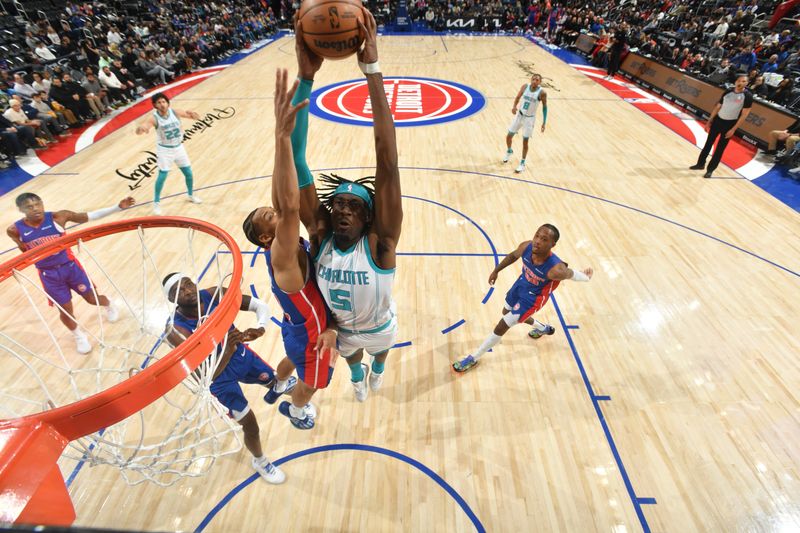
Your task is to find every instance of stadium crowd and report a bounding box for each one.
[1,0,279,167]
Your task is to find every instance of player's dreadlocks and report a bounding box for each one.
[316,173,376,212]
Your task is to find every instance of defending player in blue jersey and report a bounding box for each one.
[162,273,287,484]
[135,92,202,215]
[7,192,135,354]
[241,68,339,430]
[453,224,593,373]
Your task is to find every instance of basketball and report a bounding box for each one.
[298,0,365,60]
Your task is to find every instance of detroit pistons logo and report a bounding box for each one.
[310,77,485,127]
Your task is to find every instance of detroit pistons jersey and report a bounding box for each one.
[518,85,542,117]
[519,243,562,298]
[265,239,328,335]
[315,234,395,333]
[154,109,183,148]
[14,212,70,269]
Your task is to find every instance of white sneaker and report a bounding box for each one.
[75,335,92,354]
[502,149,513,163]
[352,363,369,402]
[105,303,119,323]
[303,402,317,419]
[153,202,162,215]
[187,195,202,204]
[368,369,384,391]
[515,162,525,173]
[251,457,286,484]
[789,166,800,174]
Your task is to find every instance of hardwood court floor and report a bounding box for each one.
[1,35,798,532]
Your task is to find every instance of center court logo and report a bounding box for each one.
[310,77,485,127]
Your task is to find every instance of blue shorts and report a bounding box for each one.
[504,278,554,323]
[38,261,93,306]
[210,345,275,421]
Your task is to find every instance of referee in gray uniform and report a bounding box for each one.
[690,73,753,178]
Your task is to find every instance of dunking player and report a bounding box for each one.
[453,224,593,373]
[288,11,402,402]
[135,93,202,215]
[161,273,286,483]
[502,73,548,173]
[241,68,338,430]
[7,193,135,354]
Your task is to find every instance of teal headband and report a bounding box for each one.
[333,182,373,209]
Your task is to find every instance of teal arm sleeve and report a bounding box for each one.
[291,78,314,189]
[542,105,548,124]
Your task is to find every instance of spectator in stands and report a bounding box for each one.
[34,41,56,62]
[0,113,37,156]
[30,92,70,132]
[12,74,37,99]
[770,78,794,106]
[107,26,123,47]
[14,94,66,137]
[137,51,173,85]
[24,31,39,50]
[749,75,769,98]
[604,22,628,80]
[58,35,78,57]
[765,119,800,155]
[31,72,51,96]
[81,72,111,111]
[707,57,735,85]
[707,40,726,63]
[730,46,757,72]
[3,99,52,145]
[761,54,780,74]
[46,25,61,46]
[48,75,92,121]
[98,66,132,102]
[710,16,730,40]
[109,60,139,94]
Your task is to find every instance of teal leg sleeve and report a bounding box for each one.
[349,361,364,382]
[154,170,169,203]
[291,78,314,189]
[179,166,194,195]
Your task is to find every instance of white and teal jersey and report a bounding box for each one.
[154,109,183,148]
[315,234,396,334]
[518,85,542,117]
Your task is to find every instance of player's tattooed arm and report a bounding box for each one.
[488,241,528,285]
[547,262,594,282]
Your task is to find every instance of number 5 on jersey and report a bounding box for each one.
[329,289,352,311]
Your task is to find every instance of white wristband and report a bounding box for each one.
[358,61,381,75]
[570,269,590,282]
[87,204,121,221]
[248,297,270,328]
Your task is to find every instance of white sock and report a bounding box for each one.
[253,455,267,465]
[471,333,502,360]
[274,378,289,393]
[289,404,306,419]
[71,328,87,340]
[531,319,546,332]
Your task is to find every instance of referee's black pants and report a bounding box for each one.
[696,117,738,173]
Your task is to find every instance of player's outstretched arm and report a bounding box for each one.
[135,115,156,135]
[270,68,308,292]
[547,263,593,282]
[174,109,201,121]
[292,18,327,239]
[488,241,527,285]
[52,196,135,226]
[358,8,402,254]
[540,91,548,133]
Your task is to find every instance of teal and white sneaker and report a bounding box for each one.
[528,324,556,339]
[452,355,478,373]
[352,363,369,402]
[503,149,513,163]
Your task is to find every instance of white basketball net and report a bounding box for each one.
[0,223,248,486]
